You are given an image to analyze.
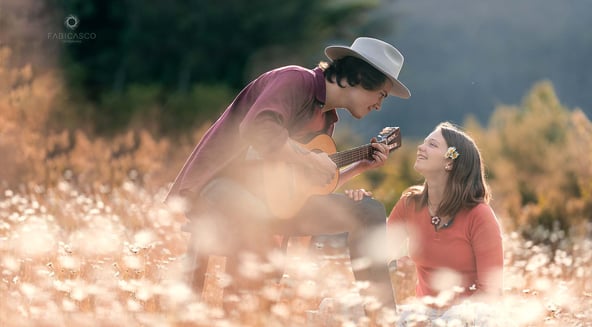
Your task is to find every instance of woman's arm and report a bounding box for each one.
[471,205,504,298]
[387,198,411,261]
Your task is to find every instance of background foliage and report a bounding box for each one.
[54,0,385,134]
[337,81,592,241]
[345,0,592,139]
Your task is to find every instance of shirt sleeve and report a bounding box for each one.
[387,195,411,261]
[470,204,504,296]
[238,69,312,157]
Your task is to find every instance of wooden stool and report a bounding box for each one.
[199,235,300,309]
[201,255,226,309]
[199,234,361,312]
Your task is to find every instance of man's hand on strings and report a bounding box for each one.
[359,137,390,170]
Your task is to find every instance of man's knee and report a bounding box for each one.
[356,196,387,225]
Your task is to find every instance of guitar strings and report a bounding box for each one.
[330,145,373,167]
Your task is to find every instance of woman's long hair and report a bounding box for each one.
[405,122,491,218]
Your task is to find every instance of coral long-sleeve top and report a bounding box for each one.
[387,196,503,299]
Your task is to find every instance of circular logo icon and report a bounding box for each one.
[64,15,80,30]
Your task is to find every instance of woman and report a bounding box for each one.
[390,122,503,324]
[348,122,504,323]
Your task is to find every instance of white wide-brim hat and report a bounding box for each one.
[325,37,411,99]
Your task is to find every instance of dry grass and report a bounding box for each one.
[1,180,591,327]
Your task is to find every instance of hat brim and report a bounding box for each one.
[325,46,411,99]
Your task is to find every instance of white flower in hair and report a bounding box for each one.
[445,147,459,160]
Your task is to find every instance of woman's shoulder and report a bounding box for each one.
[468,203,496,216]
[391,189,421,216]
[397,190,420,208]
[401,185,423,199]
[461,203,501,230]
[458,203,496,220]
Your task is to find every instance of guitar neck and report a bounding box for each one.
[329,144,373,168]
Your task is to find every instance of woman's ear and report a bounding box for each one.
[445,163,453,171]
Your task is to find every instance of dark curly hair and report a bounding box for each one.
[320,57,388,92]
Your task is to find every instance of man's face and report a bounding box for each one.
[346,79,393,119]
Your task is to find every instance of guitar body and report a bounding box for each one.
[263,134,339,220]
[262,127,401,220]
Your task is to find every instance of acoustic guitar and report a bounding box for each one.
[264,126,402,219]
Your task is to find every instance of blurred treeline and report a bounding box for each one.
[341,81,592,243]
[1,0,591,242]
[51,0,391,135]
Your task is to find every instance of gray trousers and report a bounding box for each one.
[184,177,396,308]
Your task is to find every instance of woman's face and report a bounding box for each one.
[414,128,449,175]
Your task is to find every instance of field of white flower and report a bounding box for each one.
[1,181,591,327]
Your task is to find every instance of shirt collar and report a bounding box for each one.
[313,67,338,129]
[313,67,326,107]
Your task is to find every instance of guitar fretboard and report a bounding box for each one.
[329,145,373,168]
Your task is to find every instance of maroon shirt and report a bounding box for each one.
[166,66,338,200]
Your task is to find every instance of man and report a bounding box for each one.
[166,37,411,309]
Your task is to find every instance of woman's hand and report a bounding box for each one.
[344,188,373,201]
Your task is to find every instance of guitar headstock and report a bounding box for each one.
[375,126,402,152]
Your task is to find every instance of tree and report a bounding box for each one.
[55,0,388,134]
[467,81,592,240]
